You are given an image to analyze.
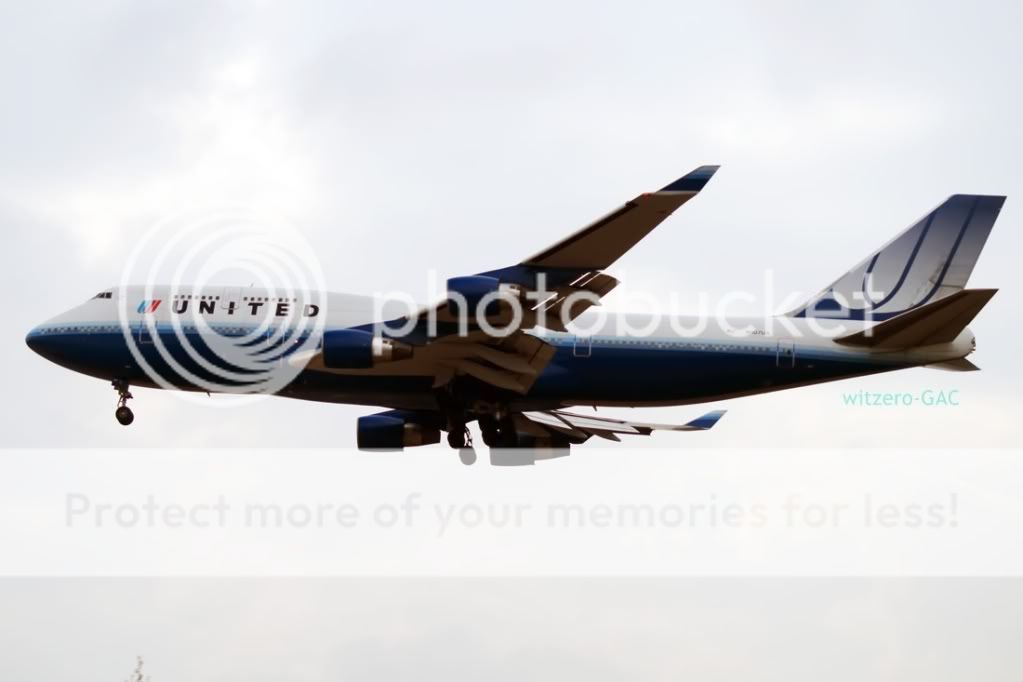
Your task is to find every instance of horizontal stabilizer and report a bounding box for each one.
[835,289,996,349]
[926,358,981,371]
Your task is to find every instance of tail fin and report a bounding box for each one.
[835,288,996,349]
[791,194,1005,320]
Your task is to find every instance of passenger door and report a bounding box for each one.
[573,334,591,358]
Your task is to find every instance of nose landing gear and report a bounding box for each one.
[112,379,134,426]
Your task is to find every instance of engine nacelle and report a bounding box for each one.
[321,329,411,369]
[357,414,441,450]
[446,275,501,315]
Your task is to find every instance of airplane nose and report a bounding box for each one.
[26,326,45,354]
[26,327,40,350]
[26,326,62,362]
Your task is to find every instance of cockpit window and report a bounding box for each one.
[92,292,113,300]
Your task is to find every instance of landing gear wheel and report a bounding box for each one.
[115,405,134,426]
[497,416,518,448]
[112,379,134,426]
[447,428,467,449]
[448,425,475,464]
[479,416,499,448]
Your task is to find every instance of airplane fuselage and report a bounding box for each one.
[26,285,974,413]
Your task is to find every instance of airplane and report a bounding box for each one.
[25,166,1005,465]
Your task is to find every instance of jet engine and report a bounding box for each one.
[446,275,502,315]
[356,413,441,450]
[321,329,412,369]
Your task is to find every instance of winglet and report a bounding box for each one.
[659,165,720,193]
[682,409,727,430]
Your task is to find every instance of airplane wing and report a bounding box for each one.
[354,406,727,463]
[388,164,718,332]
[301,327,556,393]
[479,164,720,330]
[518,165,720,270]
[305,166,719,395]
[516,408,727,443]
[486,408,727,465]
[376,165,720,339]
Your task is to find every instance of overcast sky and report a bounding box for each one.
[2,0,1022,679]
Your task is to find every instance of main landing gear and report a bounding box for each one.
[439,389,476,465]
[112,379,134,426]
[446,412,517,466]
[479,414,517,448]
[447,425,476,466]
